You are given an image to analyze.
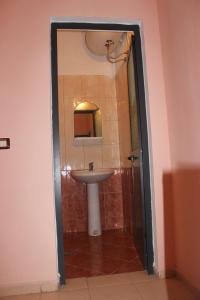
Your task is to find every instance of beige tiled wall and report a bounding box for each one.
[58,75,120,170]
[115,62,132,168]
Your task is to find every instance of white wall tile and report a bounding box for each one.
[83,146,103,169]
[102,120,119,145]
[59,75,121,169]
[102,145,120,168]
[101,99,118,121]
[67,145,85,170]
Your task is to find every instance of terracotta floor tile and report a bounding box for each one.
[65,265,91,278]
[64,229,144,278]
[113,260,144,274]
[65,264,104,278]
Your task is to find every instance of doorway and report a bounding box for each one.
[51,22,154,284]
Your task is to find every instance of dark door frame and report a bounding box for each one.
[51,22,154,285]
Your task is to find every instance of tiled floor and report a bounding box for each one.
[0,272,198,300]
[63,230,144,278]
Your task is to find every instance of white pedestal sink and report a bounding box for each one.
[71,168,114,236]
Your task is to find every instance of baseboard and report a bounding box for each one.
[165,269,176,278]
[176,272,200,299]
[0,280,58,297]
[153,266,177,279]
[153,266,166,279]
[153,267,200,297]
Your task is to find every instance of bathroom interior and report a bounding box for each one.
[57,29,145,279]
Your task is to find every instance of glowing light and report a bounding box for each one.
[75,101,98,111]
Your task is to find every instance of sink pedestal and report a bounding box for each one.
[71,168,114,237]
[87,183,101,236]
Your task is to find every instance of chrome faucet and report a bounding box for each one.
[89,162,94,171]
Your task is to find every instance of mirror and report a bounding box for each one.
[74,101,102,138]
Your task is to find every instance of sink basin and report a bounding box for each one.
[71,168,114,184]
[71,168,114,236]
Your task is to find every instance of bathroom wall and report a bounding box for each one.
[58,32,141,234]
[57,31,121,170]
[114,35,134,233]
[115,62,133,233]
[0,0,171,289]
[57,31,124,233]
[115,63,132,168]
[58,74,120,170]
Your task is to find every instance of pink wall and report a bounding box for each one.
[0,0,171,287]
[157,0,200,290]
